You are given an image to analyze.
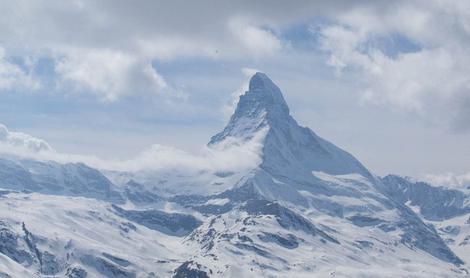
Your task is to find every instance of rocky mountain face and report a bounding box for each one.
[381,175,470,221]
[0,73,469,277]
[381,175,470,265]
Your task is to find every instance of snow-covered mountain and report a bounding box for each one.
[0,158,123,203]
[210,73,371,179]
[0,73,469,277]
[381,175,470,265]
[381,175,470,221]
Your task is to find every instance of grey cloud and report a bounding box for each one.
[452,95,470,132]
[0,0,384,54]
[0,0,379,100]
[315,0,470,131]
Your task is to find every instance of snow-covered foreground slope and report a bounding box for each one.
[0,72,469,277]
[0,191,187,277]
[0,190,466,277]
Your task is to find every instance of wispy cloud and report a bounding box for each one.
[229,19,283,58]
[55,48,167,102]
[0,47,40,92]
[424,172,470,190]
[0,122,266,174]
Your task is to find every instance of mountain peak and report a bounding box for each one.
[249,72,277,91]
[210,73,372,179]
[249,72,270,90]
[208,73,290,145]
[246,72,289,116]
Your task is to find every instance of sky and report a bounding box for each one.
[0,0,469,184]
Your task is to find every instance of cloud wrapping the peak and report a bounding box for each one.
[0,122,267,174]
[114,128,267,173]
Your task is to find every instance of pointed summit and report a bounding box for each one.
[209,72,290,144]
[210,72,372,179]
[245,72,289,116]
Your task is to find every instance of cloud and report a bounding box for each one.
[54,48,167,102]
[0,0,426,104]
[0,122,266,174]
[424,172,470,190]
[3,0,466,115]
[112,128,267,173]
[316,0,470,129]
[0,47,40,92]
[0,123,54,153]
[0,0,304,100]
[229,19,283,57]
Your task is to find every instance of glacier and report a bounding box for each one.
[0,72,469,277]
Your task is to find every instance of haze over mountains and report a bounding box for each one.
[0,73,469,277]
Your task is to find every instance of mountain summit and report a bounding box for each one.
[243,72,290,117]
[209,72,289,144]
[211,72,371,178]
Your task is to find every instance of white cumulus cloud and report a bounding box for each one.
[55,48,167,102]
[316,0,470,129]
[0,123,54,153]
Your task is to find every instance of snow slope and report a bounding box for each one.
[0,191,187,277]
[382,175,470,270]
